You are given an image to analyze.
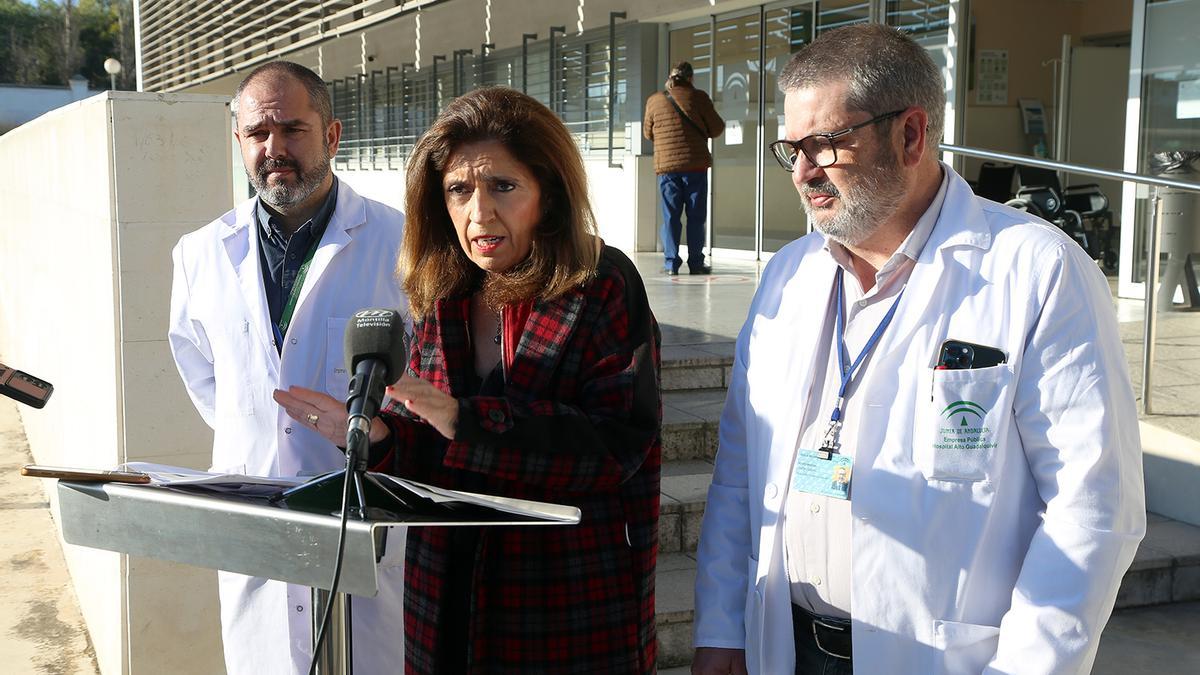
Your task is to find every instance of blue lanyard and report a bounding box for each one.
[821,267,905,453]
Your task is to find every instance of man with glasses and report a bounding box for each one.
[692,24,1143,675]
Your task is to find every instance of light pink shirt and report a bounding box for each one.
[782,170,949,617]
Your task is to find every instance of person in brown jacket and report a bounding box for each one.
[643,61,725,275]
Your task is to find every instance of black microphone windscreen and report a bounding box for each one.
[344,308,408,381]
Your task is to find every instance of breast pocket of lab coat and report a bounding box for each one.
[326,317,351,400]
[913,365,1014,481]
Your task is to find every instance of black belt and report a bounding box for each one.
[792,604,852,661]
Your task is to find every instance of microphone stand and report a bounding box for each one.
[271,365,417,675]
[274,363,418,519]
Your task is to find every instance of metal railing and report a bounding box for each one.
[940,143,1200,414]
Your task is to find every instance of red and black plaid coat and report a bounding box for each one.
[380,245,662,674]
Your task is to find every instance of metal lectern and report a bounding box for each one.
[57,479,580,675]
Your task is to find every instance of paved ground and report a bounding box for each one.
[0,398,97,674]
[1093,601,1200,674]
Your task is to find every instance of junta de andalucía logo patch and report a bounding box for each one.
[941,400,987,427]
[934,400,997,452]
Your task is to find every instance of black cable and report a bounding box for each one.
[307,462,355,675]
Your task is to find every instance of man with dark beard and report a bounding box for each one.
[692,25,1143,675]
[167,61,407,675]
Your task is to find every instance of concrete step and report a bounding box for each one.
[1116,513,1200,608]
[660,460,713,554]
[653,514,1200,670]
[662,389,725,461]
[661,342,735,393]
[656,552,698,669]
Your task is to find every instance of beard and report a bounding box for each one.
[800,144,906,247]
[250,152,331,209]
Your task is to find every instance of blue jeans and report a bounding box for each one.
[658,171,708,271]
[793,604,853,675]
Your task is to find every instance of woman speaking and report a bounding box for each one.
[278,86,662,673]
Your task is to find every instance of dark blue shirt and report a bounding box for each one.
[256,176,339,350]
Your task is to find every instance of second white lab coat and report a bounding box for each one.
[693,167,1145,674]
[169,180,408,674]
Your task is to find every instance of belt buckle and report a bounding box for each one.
[811,618,852,660]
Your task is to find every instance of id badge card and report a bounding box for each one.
[790,449,853,500]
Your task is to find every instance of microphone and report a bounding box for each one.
[343,308,408,453]
[0,363,54,409]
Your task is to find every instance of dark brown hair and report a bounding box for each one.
[232,61,333,127]
[669,61,693,86]
[399,86,600,318]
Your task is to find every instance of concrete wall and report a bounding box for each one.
[0,91,232,674]
[1141,422,1200,527]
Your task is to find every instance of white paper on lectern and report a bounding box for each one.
[120,462,304,497]
[117,463,580,523]
[375,475,580,523]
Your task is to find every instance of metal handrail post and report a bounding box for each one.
[453,48,473,97]
[480,42,494,86]
[432,54,446,111]
[369,69,382,169]
[549,26,566,113]
[521,33,538,94]
[329,79,341,168]
[1142,190,1164,414]
[350,75,364,170]
[385,66,398,169]
[400,62,414,162]
[607,12,626,168]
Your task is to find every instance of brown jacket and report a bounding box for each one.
[642,82,725,174]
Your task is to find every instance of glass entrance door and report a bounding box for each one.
[762,5,814,252]
[666,1,946,260]
[711,8,765,253]
[669,1,871,260]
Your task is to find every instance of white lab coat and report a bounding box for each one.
[169,179,408,675]
[694,167,1146,675]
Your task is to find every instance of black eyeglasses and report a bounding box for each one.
[768,109,905,172]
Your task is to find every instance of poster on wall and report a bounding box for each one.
[976,49,1009,106]
[725,120,743,145]
[1178,79,1200,120]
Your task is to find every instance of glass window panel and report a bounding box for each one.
[670,24,714,95]
[816,0,870,34]
[1136,0,1200,286]
[712,10,763,253]
[885,0,951,35]
[886,0,952,147]
[763,4,814,253]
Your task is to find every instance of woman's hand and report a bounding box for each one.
[273,386,390,447]
[387,374,459,440]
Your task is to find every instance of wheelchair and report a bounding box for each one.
[970,161,1017,204]
[1003,165,1117,270]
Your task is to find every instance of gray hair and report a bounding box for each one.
[778,24,945,150]
[231,61,333,127]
